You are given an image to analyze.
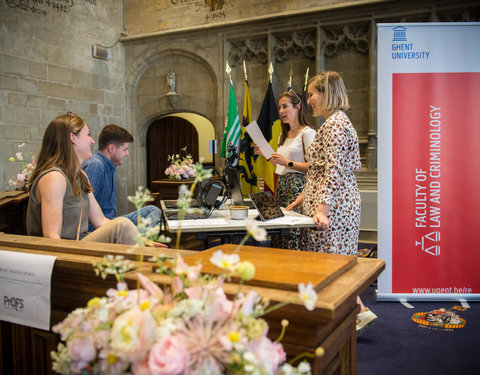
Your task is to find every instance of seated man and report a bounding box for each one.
[27,113,138,244]
[82,124,161,231]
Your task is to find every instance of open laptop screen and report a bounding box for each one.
[249,192,284,221]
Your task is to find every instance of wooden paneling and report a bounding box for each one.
[147,116,199,188]
[0,191,29,235]
[0,234,384,375]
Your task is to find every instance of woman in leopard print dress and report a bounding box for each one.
[287,72,377,335]
[287,71,361,255]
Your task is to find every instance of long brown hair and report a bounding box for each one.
[29,113,92,197]
[278,90,311,146]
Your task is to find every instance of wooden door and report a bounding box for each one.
[147,116,199,189]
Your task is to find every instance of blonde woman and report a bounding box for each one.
[287,71,377,335]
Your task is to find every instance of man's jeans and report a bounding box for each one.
[122,205,161,228]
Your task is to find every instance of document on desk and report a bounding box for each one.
[168,218,229,229]
[246,121,274,160]
[268,216,314,226]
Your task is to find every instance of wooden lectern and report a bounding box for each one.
[0,233,384,375]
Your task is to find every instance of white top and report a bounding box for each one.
[275,126,316,175]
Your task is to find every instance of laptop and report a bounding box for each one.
[164,180,224,220]
[223,166,255,209]
[249,192,285,221]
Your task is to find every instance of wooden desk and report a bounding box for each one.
[0,234,384,375]
[160,199,317,249]
[0,191,29,235]
[151,177,220,201]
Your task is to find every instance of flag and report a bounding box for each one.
[256,81,282,194]
[220,80,241,167]
[238,80,259,195]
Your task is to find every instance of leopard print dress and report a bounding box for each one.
[300,110,361,255]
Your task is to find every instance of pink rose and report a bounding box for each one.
[132,357,152,375]
[172,276,183,295]
[248,337,286,372]
[67,336,96,363]
[148,336,187,375]
[16,173,26,190]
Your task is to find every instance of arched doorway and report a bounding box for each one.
[147,116,199,188]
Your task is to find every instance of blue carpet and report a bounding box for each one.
[357,285,479,375]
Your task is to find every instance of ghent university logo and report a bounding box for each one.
[4,295,24,312]
[392,26,407,42]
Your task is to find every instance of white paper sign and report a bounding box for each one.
[0,250,56,330]
[245,121,274,160]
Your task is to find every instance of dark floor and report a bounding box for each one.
[357,284,479,375]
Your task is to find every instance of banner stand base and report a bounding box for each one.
[376,293,480,302]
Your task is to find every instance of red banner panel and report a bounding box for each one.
[392,73,480,294]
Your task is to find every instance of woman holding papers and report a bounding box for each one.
[254,89,315,249]
[286,71,377,335]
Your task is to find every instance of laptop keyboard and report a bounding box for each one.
[185,211,208,220]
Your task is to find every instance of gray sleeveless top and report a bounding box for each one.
[27,167,90,240]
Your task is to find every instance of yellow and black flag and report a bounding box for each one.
[256,80,282,195]
[238,77,260,195]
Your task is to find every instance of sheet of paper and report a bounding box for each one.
[266,216,315,226]
[168,218,229,229]
[0,250,57,330]
[245,121,274,160]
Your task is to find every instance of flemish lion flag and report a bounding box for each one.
[238,80,259,194]
[220,80,241,166]
[256,81,282,194]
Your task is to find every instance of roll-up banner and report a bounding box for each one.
[377,23,480,301]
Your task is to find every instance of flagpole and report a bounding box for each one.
[288,65,293,89]
[303,67,309,92]
[243,60,248,82]
[268,62,274,84]
[226,61,232,82]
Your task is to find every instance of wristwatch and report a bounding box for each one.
[288,161,294,168]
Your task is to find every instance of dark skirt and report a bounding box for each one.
[270,172,306,250]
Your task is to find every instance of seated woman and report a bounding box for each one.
[27,113,140,245]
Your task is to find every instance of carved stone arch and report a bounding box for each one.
[125,48,219,197]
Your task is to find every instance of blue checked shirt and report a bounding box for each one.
[82,151,117,220]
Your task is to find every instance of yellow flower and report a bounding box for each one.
[8,157,15,162]
[228,331,240,343]
[87,297,101,307]
[107,353,118,364]
[235,261,255,281]
[140,301,150,311]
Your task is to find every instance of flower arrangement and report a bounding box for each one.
[8,143,36,191]
[50,164,321,375]
[164,147,196,180]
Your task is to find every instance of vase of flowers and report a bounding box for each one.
[8,143,36,191]
[50,165,321,375]
[164,147,196,180]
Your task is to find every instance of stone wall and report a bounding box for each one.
[124,0,377,37]
[122,0,480,193]
[2,0,479,217]
[0,0,130,213]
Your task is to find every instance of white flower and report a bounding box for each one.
[16,152,23,160]
[168,298,203,320]
[280,363,294,375]
[210,249,240,271]
[298,361,312,373]
[245,219,267,242]
[298,282,317,311]
[110,307,156,362]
